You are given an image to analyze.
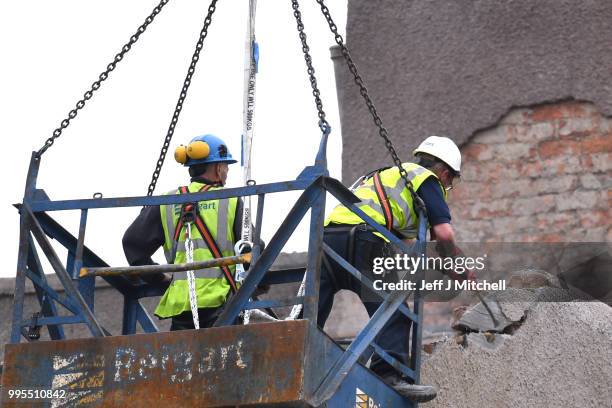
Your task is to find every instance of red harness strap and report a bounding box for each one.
[191,211,238,293]
[372,172,394,231]
[173,185,211,242]
[174,184,238,294]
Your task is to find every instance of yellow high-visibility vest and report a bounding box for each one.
[326,163,446,239]
[155,182,238,318]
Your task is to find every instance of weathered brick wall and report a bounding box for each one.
[329,0,612,339]
[451,101,612,243]
[334,0,612,184]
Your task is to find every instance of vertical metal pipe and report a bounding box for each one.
[66,253,75,281]
[73,209,88,279]
[27,237,65,340]
[73,209,96,310]
[122,297,139,335]
[302,185,326,323]
[10,153,41,343]
[24,152,41,196]
[252,193,265,262]
[11,212,31,343]
[78,277,96,312]
[409,209,428,383]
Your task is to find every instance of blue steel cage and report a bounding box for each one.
[6,130,428,407]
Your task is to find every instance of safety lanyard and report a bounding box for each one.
[174,185,238,294]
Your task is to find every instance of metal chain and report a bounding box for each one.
[290,0,330,135]
[146,0,219,196]
[314,0,425,210]
[35,0,171,159]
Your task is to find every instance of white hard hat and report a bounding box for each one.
[413,136,462,174]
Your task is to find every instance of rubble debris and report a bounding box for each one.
[507,269,560,289]
[463,332,509,351]
[421,279,612,407]
[451,283,580,333]
[423,334,465,355]
[451,288,537,333]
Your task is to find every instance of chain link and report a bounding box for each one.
[35,0,171,159]
[146,0,219,196]
[290,0,330,135]
[314,0,425,210]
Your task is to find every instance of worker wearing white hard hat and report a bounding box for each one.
[413,135,462,191]
[319,135,470,402]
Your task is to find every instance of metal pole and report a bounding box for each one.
[81,253,252,278]
[10,153,41,343]
[302,185,326,323]
[214,180,321,327]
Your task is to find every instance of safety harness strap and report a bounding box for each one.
[174,185,238,294]
[173,185,211,242]
[372,171,394,231]
[170,185,212,262]
[192,209,238,294]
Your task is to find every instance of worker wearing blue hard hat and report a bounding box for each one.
[174,134,238,167]
[122,134,256,330]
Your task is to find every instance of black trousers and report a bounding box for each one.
[318,225,412,377]
[170,307,224,331]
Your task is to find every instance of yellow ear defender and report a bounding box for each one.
[187,140,210,160]
[174,145,188,164]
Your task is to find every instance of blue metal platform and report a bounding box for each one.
[4,127,428,407]
[2,320,414,407]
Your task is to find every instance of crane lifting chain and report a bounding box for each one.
[34,0,422,212]
[291,0,330,136]
[35,0,171,159]
[314,0,426,212]
[146,0,219,196]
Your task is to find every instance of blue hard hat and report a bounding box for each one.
[182,134,237,167]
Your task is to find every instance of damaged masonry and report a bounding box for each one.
[420,271,612,407]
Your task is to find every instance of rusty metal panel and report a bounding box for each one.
[1,320,308,407]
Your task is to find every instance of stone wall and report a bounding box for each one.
[331,0,612,243]
[329,0,612,338]
[453,101,612,242]
[334,0,612,185]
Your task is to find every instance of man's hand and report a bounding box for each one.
[431,223,478,281]
[141,272,172,285]
[432,223,456,247]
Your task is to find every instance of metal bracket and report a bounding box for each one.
[25,312,42,341]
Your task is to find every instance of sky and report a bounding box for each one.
[0,0,347,278]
